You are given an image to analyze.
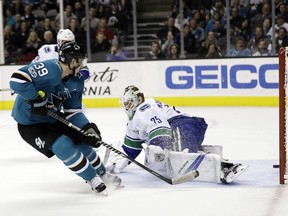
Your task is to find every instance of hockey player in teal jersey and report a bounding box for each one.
[9,41,121,194]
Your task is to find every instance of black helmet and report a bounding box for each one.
[59,41,87,65]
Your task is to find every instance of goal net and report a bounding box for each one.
[279,47,288,184]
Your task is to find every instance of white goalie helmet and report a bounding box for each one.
[120,85,144,118]
[57,29,75,47]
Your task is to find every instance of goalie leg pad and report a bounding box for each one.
[199,145,223,158]
[166,151,222,183]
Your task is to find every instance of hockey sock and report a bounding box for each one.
[51,136,96,181]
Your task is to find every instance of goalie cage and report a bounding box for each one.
[279,47,288,184]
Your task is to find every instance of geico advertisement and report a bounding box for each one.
[83,58,279,97]
[0,57,279,101]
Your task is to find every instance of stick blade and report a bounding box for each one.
[171,170,199,185]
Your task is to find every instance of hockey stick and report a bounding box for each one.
[0,88,11,92]
[47,110,199,185]
[103,144,112,165]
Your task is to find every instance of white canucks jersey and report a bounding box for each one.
[32,44,58,63]
[123,98,183,152]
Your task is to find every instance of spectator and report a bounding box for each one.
[161,31,174,56]
[278,2,288,21]
[68,17,81,42]
[262,18,271,38]
[174,13,189,31]
[73,1,85,25]
[247,26,271,55]
[166,43,180,59]
[12,13,22,32]
[205,43,222,58]
[229,6,245,33]
[36,17,57,41]
[267,14,288,38]
[205,10,225,36]
[8,0,24,14]
[275,27,288,53]
[22,4,37,29]
[198,7,210,29]
[55,5,77,30]
[91,31,111,53]
[81,7,100,30]
[4,7,16,28]
[145,40,166,60]
[106,43,128,61]
[252,38,272,56]
[250,2,271,30]
[41,30,57,45]
[96,18,116,43]
[174,23,196,55]
[105,0,128,35]
[226,36,252,57]
[14,20,30,54]
[212,20,226,39]
[156,16,180,45]
[3,25,16,62]
[237,17,253,42]
[95,3,106,19]
[20,30,42,63]
[201,31,222,53]
[189,18,205,52]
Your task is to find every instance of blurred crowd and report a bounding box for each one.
[2,0,288,64]
[3,0,132,64]
[146,0,288,60]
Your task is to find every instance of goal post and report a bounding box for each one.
[279,47,287,184]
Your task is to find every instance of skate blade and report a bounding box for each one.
[226,165,249,183]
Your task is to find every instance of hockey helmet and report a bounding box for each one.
[120,85,144,118]
[57,29,75,47]
[59,41,87,66]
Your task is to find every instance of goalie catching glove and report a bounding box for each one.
[81,122,102,147]
[143,144,170,170]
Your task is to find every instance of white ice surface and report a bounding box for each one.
[1,107,287,216]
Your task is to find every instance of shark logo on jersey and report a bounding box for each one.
[35,137,45,149]
[49,87,72,109]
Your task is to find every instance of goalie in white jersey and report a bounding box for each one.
[106,85,248,184]
[32,29,90,80]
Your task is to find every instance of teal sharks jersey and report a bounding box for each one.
[10,59,88,127]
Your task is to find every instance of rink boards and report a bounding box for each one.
[0,57,279,110]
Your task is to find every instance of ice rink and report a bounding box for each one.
[0,106,287,216]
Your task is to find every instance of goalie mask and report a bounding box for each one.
[120,85,144,119]
[57,29,75,47]
[59,41,87,76]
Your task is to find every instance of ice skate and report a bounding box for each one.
[88,175,107,195]
[220,163,248,184]
[101,172,124,189]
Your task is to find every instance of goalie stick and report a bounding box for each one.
[47,110,199,185]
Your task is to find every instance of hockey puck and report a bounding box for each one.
[273,165,280,168]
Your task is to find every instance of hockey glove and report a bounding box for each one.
[143,144,169,171]
[26,91,49,116]
[82,122,102,147]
